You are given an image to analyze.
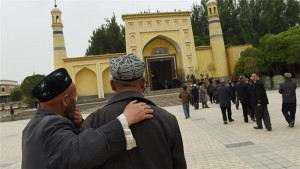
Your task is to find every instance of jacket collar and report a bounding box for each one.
[106,91,156,107]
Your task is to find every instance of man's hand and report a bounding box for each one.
[73,108,83,129]
[123,100,153,126]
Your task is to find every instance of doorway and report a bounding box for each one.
[145,56,176,90]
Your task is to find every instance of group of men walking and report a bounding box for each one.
[179,72,297,131]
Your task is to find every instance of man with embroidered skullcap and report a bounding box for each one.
[22,68,153,169]
[82,54,187,169]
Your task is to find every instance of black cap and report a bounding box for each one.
[31,68,72,102]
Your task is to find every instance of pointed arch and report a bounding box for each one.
[75,67,98,97]
[142,35,181,53]
[102,67,114,94]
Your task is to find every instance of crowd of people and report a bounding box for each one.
[179,73,297,131]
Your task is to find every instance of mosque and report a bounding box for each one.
[51,0,251,98]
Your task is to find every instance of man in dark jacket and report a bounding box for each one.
[22,68,153,169]
[236,75,255,123]
[279,73,297,127]
[250,73,272,131]
[191,84,199,109]
[82,54,187,169]
[217,79,234,124]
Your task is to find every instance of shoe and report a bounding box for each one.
[206,107,210,108]
[251,117,256,122]
[244,120,248,123]
[224,121,228,124]
[254,126,263,129]
[267,128,272,131]
[289,121,294,127]
[229,119,234,122]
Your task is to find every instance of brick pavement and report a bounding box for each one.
[0,89,299,169]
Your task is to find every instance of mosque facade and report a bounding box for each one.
[51,0,251,98]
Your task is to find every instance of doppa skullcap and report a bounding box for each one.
[31,68,72,102]
[109,54,145,81]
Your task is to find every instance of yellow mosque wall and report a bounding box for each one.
[75,67,98,96]
[195,46,213,78]
[62,53,125,98]
[226,44,252,75]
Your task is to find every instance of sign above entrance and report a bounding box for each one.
[152,47,169,55]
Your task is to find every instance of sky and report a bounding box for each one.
[0,0,199,84]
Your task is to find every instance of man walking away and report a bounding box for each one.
[180,86,192,119]
[279,73,297,127]
[217,79,234,124]
[191,84,199,109]
[236,75,256,123]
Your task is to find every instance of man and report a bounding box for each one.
[279,73,297,127]
[206,83,214,104]
[191,83,199,109]
[199,83,209,108]
[179,85,191,119]
[22,68,153,169]
[217,79,234,124]
[250,73,272,131]
[82,54,187,169]
[236,75,255,123]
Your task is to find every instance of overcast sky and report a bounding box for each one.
[0,0,199,83]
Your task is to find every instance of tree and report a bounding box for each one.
[262,26,300,74]
[191,2,210,46]
[20,74,45,103]
[86,14,125,55]
[233,47,267,76]
[10,87,22,101]
[190,0,300,48]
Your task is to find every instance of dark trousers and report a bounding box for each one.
[193,98,199,109]
[254,105,272,129]
[208,94,213,104]
[235,95,239,109]
[214,94,219,103]
[241,102,255,122]
[221,107,232,122]
[202,102,209,108]
[281,103,296,124]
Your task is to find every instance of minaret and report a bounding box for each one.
[51,1,67,69]
[207,0,228,77]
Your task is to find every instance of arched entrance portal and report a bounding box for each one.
[143,36,182,91]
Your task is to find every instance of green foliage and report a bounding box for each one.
[20,74,45,103]
[233,47,267,76]
[10,87,22,101]
[86,14,125,55]
[191,0,300,47]
[191,2,210,46]
[262,26,300,74]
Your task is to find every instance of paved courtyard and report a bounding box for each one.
[0,89,299,169]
